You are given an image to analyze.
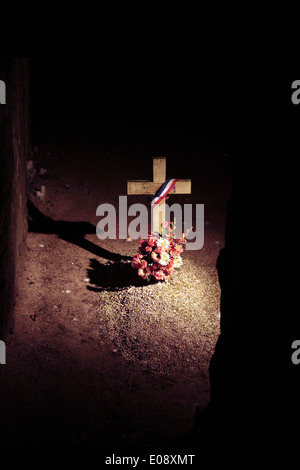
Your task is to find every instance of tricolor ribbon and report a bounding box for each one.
[150,178,178,206]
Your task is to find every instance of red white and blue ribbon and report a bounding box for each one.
[150,178,178,206]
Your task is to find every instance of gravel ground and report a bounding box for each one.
[95,259,220,378]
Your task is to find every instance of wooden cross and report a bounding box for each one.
[127,157,191,234]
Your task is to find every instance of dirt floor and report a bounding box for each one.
[0,130,231,450]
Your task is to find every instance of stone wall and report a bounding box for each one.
[0,59,30,340]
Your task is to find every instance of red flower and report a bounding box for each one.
[138,265,151,279]
[150,262,160,271]
[152,270,166,281]
[131,254,143,268]
[169,241,183,257]
[147,238,156,247]
[151,246,163,262]
[139,239,154,254]
[162,264,175,279]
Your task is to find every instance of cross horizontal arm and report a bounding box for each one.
[127,180,161,195]
[127,179,191,195]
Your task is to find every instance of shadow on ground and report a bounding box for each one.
[86,258,158,291]
[27,200,132,263]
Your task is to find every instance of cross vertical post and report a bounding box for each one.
[152,158,166,234]
[127,157,191,236]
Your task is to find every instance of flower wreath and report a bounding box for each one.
[131,221,190,282]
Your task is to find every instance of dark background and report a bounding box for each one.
[29,41,252,146]
[29,28,296,157]
[27,36,299,445]
[1,11,299,450]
